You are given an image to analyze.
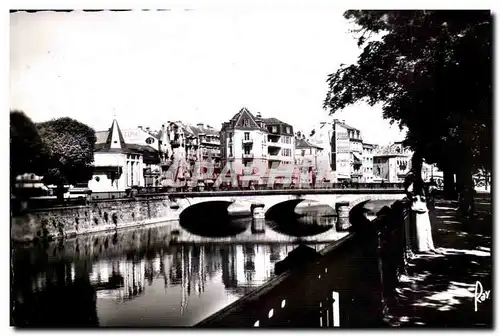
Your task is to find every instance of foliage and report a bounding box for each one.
[37,117,97,187]
[10,110,48,182]
[324,10,492,174]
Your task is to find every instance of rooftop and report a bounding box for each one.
[295,138,323,150]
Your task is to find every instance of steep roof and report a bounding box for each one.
[183,123,220,137]
[231,107,262,130]
[95,130,109,144]
[261,117,282,124]
[104,119,126,149]
[296,138,323,150]
[94,120,159,161]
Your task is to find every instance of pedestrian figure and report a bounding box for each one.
[405,154,436,253]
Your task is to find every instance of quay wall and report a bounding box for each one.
[11,195,179,242]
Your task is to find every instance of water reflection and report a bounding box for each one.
[12,225,325,327]
[268,207,337,237]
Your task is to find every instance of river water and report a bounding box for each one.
[11,200,392,327]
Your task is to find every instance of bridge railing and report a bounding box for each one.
[88,182,404,199]
[196,198,411,328]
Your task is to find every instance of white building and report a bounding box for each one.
[294,137,324,185]
[88,119,161,193]
[306,122,335,182]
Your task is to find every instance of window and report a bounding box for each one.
[244,132,250,140]
[145,137,155,145]
[244,148,251,155]
[301,150,305,157]
[272,126,277,133]
[244,119,250,127]
[286,126,291,134]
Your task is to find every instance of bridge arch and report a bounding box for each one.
[344,193,407,214]
[179,200,234,222]
[265,199,306,220]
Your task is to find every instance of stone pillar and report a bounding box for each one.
[251,203,266,234]
[335,201,350,231]
[251,218,266,234]
[251,203,265,219]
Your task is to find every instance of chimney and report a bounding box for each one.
[256,112,262,118]
[197,123,204,128]
[138,126,143,130]
[146,127,150,132]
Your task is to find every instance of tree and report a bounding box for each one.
[37,118,97,200]
[10,110,49,189]
[324,10,492,204]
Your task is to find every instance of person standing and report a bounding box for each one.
[405,154,436,253]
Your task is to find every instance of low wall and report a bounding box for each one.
[11,196,179,243]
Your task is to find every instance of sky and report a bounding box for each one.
[10,8,407,145]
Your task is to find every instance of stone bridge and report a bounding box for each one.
[11,188,406,244]
[166,188,406,231]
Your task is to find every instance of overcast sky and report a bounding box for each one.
[10,9,406,145]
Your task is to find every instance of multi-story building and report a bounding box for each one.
[362,143,375,182]
[156,121,222,186]
[220,108,294,185]
[184,123,222,180]
[373,141,412,183]
[294,137,324,185]
[327,119,362,182]
[262,117,295,169]
[345,122,364,182]
[373,141,443,183]
[306,122,335,181]
[89,119,161,192]
[308,119,374,183]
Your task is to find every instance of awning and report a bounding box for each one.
[352,153,362,165]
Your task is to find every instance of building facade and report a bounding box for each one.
[220,108,295,185]
[89,119,161,192]
[294,137,324,185]
[372,141,412,183]
[303,122,334,182]
[362,143,375,182]
[156,121,222,186]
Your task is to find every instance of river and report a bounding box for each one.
[11,200,393,327]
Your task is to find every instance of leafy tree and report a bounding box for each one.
[37,118,97,199]
[10,110,48,189]
[324,10,492,202]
